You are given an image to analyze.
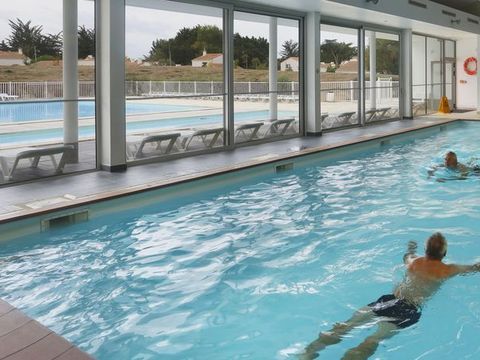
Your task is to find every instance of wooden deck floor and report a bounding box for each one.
[0,299,92,360]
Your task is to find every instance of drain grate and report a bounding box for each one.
[275,163,294,173]
[41,210,89,231]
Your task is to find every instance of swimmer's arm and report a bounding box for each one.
[448,263,480,276]
[428,165,443,178]
[403,241,418,264]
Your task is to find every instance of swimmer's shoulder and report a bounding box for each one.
[407,257,453,279]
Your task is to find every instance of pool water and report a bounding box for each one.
[1,122,480,359]
[0,101,205,123]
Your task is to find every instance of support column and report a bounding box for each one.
[305,12,321,135]
[359,28,366,126]
[369,31,376,110]
[269,17,278,121]
[63,0,78,162]
[401,29,413,118]
[224,7,234,147]
[96,0,126,171]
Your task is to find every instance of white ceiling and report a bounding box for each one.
[431,0,480,16]
[126,0,478,40]
[239,0,478,40]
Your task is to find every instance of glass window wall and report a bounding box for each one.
[125,0,224,161]
[412,34,427,116]
[427,37,442,114]
[233,12,300,144]
[0,0,96,185]
[320,25,359,130]
[364,30,400,123]
[412,34,455,117]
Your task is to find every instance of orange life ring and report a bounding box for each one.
[464,57,477,75]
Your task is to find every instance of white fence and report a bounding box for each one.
[0,80,398,102]
[321,80,399,102]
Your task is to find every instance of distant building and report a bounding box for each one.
[78,55,95,66]
[320,62,329,73]
[191,50,223,67]
[0,49,27,66]
[280,57,299,72]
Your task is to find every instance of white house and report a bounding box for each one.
[191,50,223,67]
[280,56,299,72]
[78,55,95,66]
[0,50,26,66]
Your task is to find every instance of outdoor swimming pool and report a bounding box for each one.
[0,110,297,145]
[0,121,480,359]
[0,100,206,123]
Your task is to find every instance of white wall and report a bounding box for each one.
[280,58,299,72]
[0,59,24,66]
[456,38,478,109]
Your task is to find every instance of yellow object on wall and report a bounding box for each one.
[438,96,451,113]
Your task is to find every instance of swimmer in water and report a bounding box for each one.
[300,232,480,360]
[427,151,479,181]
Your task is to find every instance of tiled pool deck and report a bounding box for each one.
[0,300,92,360]
[0,113,478,359]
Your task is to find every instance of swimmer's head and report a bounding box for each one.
[425,232,448,260]
[444,151,458,168]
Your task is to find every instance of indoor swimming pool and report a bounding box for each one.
[0,121,479,359]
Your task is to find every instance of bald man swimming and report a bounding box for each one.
[428,151,480,181]
[300,232,480,360]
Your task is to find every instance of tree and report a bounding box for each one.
[146,38,172,65]
[192,25,222,54]
[37,32,62,58]
[233,34,268,69]
[366,39,399,76]
[6,18,62,60]
[144,25,269,68]
[320,40,357,69]
[78,25,95,59]
[0,40,9,51]
[280,40,299,61]
[6,19,43,59]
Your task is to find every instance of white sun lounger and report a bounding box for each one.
[235,122,264,142]
[0,145,73,181]
[181,127,225,151]
[376,107,392,119]
[0,93,19,101]
[365,109,378,122]
[320,113,329,125]
[366,107,392,122]
[126,133,181,160]
[262,118,295,138]
[336,111,356,125]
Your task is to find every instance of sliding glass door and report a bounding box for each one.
[0,0,96,185]
[319,23,401,130]
[412,34,456,117]
[233,12,301,144]
[364,30,400,123]
[320,24,359,130]
[125,0,225,162]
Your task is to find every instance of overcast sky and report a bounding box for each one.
[0,0,382,60]
[0,0,301,60]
